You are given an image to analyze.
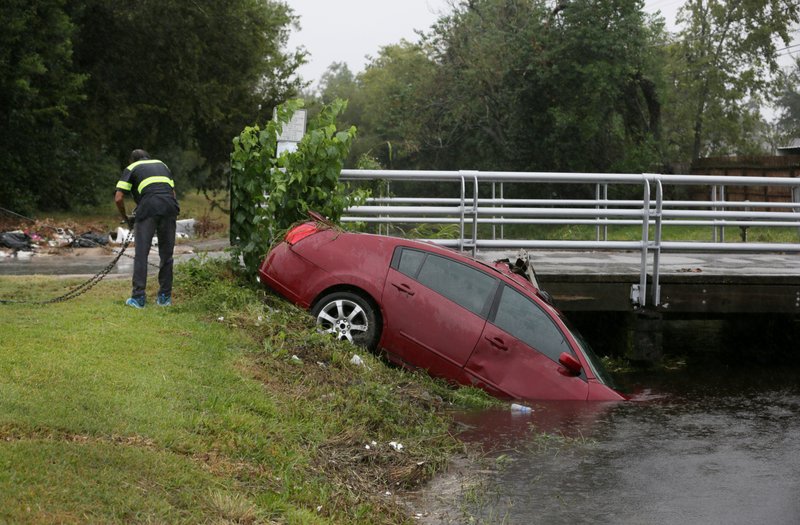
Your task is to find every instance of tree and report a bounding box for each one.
[775,56,800,141]
[0,0,86,212]
[417,0,664,173]
[66,0,305,192]
[663,0,800,162]
[354,42,439,168]
[0,0,305,212]
[315,62,365,157]
[318,63,359,107]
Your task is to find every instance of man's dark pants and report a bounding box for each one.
[132,213,177,300]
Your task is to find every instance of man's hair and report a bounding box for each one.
[129,149,150,164]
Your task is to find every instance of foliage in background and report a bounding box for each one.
[0,1,86,213]
[660,0,800,162]
[0,0,303,213]
[230,98,368,275]
[68,0,305,193]
[775,56,800,141]
[321,0,666,176]
[308,0,800,176]
[5,0,800,216]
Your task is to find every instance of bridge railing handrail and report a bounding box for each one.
[338,169,800,308]
[342,169,800,186]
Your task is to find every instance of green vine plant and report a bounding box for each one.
[230,98,369,275]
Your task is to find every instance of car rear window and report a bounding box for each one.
[396,248,426,277]
[415,253,497,316]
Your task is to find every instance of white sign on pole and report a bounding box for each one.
[275,108,307,155]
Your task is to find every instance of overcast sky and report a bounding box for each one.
[285,0,687,88]
[286,0,451,87]
[285,0,795,121]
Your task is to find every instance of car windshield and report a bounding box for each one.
[558,314,617,389]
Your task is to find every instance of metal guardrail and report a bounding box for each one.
[340,169,800,309]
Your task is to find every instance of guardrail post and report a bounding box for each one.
[652,177,664,306]
[472,172,479,256]
[458,170,480,256]
[794,186,800,237]
[492,182,497,240]
[594,183,609,241]
[638,176,651,308]
[719,185,726,242]
[500,182,505,239]
[711,185,718,242]
[595,183,601,241]
[458,174,466,251]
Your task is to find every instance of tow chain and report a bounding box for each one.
[0,230,135,305]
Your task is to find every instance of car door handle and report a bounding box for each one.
[484,336,508,351]
[391,282,415,296]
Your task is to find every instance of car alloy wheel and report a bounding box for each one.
[311,291,380,350]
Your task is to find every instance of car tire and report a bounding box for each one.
[311,291,381,351]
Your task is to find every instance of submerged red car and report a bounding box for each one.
[258,220,625,402]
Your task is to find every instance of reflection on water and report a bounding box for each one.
[449,368,800,525]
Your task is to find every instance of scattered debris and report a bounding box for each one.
[110,227,131,245]
[389,441,404,452]
[71,232,109,248]
[350,354,365,366]
[0,232,32,251]
[0,216,197,257]
[176,219,196,236]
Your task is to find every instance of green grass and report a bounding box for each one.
[470,223,800,244]
[0,260,493,524]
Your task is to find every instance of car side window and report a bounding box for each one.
[492,285,570,362]
[415,253,497,316]
[396,248,426,278]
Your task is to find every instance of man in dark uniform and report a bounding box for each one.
[114,149,180,308]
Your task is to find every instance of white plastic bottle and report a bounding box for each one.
[510,403,532,414]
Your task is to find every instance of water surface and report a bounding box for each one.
[449,368,800,524]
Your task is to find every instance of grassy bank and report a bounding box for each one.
[0,259,492,524]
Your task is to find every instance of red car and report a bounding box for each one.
[258,220,625,402]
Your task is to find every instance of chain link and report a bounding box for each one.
[0,230,135,305]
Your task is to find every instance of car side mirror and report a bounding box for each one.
[558,352,583,376]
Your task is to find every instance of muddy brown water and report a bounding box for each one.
[442,367,800,524]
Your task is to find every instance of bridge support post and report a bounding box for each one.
[626,311,663,363]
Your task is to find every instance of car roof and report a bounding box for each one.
[336,229,544,296]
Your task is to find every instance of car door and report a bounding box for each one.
[381,247,498,383]
[465,284,589,400]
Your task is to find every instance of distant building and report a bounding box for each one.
[777,138,800,156]
[690,153,800,210]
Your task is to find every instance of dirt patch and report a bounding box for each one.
[400,454,485,524]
